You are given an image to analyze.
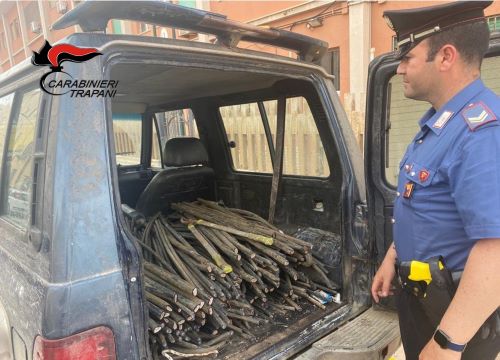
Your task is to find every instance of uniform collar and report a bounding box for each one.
[419,78,486,136]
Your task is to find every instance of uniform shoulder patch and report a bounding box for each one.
[462,102,497,131]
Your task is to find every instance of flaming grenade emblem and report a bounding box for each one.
[32,41,102,95]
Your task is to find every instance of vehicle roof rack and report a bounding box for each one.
[51,1,328,63]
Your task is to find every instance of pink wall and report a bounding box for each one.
[371,1,500,58]
[0,19,8,63]
[45,2,80,44]
[209,2,350,97]
[5,6,23,57]
[2,0,500,80]
[209,1,303,23]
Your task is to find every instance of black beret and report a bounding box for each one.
[384,1,492,59]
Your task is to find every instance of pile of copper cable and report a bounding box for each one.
[125,199,340,359]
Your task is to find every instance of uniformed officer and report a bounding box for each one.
[371,1,500,359]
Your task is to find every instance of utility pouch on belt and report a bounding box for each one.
[397,257,500,340]
[397,257,455,328]
[396,257,448,297]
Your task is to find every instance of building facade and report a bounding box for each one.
[1,0,500,144]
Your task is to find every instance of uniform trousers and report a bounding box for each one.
[397,290,500,360]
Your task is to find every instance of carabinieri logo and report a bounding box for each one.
[32,41,118,97]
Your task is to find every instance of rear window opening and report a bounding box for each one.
[109,60,346,359]
[219,97,330,177]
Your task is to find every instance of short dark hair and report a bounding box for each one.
[426,20,490,66]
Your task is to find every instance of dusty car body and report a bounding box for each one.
[1,1,499,359]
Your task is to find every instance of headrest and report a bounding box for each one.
[383,1,492,59]
[163,137,209,167]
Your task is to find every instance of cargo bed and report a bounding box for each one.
[224,302,350,359]
[125,207,350,360]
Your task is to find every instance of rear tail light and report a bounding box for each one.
[33,326,116,360]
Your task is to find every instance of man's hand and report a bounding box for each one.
[432,238,500,344]
[419,338,461,360]
[371,243,397,303]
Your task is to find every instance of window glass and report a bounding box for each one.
[385,75,428,186]
[10,19,20,39]
[482,56,500,94]
[113,113,142,166]
[24,2,41,26]
[220,102,273,173]
[0,93,14,172]
[487,16,500,31]
[112,20,123,34]
[220,97,329,177]
[262,100,277,146]
[152,120,161,168]
[385,55,500,186]
[283,97,329,177]
[4,88,40,228]
[178,0,197,8]
[153,109,199,168]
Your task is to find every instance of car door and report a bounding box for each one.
[0,80,47,360]
[365,32,500,264]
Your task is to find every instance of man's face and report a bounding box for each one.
[396,40,437,102]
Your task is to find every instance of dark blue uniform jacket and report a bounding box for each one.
[394,79,500,270]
